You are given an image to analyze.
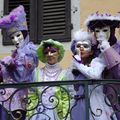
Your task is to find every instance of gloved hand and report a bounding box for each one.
[97,37,110,52]
[97,36,109,44]
[1,56,13,65]
[6,62,16,71]
[98,40,110,52]
[1,56,16,71]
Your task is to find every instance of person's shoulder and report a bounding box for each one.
[26,42,37,49]
[110,41,120,52]
[23,42,37,55]
[116,40,120,44]
[113,41,120,48]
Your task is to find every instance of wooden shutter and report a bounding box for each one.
[3,0,30,45]
[37,0,71,43]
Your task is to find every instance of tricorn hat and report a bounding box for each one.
[0,5,28,36]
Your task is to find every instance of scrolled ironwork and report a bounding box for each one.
[26,85,71,120]
[0,80,119,120]
[89,83,118,120]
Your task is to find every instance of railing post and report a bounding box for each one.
[85,82,89,120]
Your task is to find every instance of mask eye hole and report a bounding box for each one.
[17,34,21,37]
[50,49,57,53]
[83,44,89,48]
[44,50,57,55]
[10,36,14,40]
[103,29,108,32]
[76,43,89,49]
[76,44,81,48]
[95,29,100,33]
[44,47,58,55]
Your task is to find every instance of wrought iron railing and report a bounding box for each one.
[0,79,120,120]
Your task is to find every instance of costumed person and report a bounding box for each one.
[85,11,120,119]
[66,29,117,120]
[0,5,38,120]
[27,39,70,120]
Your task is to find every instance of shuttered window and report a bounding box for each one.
[38,0,71,42]
[3,0,71,45]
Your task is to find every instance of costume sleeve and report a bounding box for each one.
[73,57,106,79]
[103,47,120,69]
[0,56,16,82]
[11,42,38,82]
[23,42,39,69]
[102,46,120,79]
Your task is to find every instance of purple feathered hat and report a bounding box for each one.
[85,11,120,31]
[0,5,28,36]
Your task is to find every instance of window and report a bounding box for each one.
[3,0,71,45]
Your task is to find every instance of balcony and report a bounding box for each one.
[0,79,119,120]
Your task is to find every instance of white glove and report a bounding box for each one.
[97,37,110,52]
[72,57,106,79]
[97,36,108,44]
[99,40,110,52]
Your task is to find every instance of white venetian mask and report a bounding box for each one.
[75,40,92,53]
[10,31,24,47]
[94,26,110,42]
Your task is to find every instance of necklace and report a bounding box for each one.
[42,65,62,81]
[44,66,61,73]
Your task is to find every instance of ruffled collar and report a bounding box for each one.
[42,63,62,80]
[45,63,61,70]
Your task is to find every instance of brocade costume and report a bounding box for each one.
[0,5,38,120]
